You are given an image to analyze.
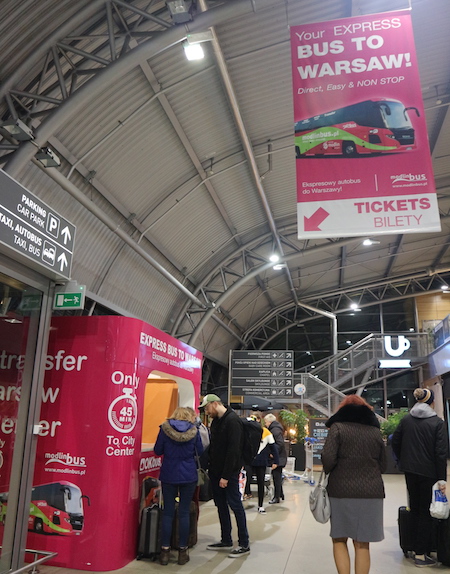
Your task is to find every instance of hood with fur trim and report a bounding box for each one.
[326,404,380,429]
[160,419,198,442]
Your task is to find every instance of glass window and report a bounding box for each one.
[0,271,44,573]
[382,299,415,332]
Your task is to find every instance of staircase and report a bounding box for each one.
[295,332,431,418]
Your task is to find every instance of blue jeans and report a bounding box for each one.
[210,472,249,548]
[160,481,197,548]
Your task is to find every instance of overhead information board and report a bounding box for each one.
[231,350,294,398]
[0,169,76,279]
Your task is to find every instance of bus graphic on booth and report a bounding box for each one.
[295,99,419,158]
[28,481,90,535]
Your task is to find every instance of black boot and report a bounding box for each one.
[178,547,189,565]
[159,547,170,566]
[269,497,280,504]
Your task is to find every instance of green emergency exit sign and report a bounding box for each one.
[53,290,85,310]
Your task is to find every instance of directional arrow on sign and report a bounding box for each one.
[61,226,72,244]
[57,252,68,271]
[304,207,329,231]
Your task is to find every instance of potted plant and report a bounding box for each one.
[380,408,408,474]
[279,409,309,471]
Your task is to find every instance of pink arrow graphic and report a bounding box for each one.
[304,207,329,231]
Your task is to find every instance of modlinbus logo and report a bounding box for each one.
[44,452,86,467]
[391,173,427,184]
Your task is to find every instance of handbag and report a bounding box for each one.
[195,446,207,486]
[430,480,449,519]
[309,470,331,524]
[197,467,208,486]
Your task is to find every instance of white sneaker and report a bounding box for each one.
[258,507,266,513]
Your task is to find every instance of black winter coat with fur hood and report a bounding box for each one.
[321,404,386,499]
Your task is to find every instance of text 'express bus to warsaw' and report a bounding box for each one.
[294,99,420,158]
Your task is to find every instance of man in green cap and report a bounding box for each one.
[199,394,250,558]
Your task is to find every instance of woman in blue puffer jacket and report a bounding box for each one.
[154,407,203,566]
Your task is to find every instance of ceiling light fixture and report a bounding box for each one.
[35,147,61,167]
[269,254,280,263]
[183,41,204,60]
[182,31,213,61]
[441,285,449,291]
[0,118,34,141]
[350,303,359,310]
[166,0,194,24]
[363,238,380,246]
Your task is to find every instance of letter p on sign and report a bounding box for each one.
[47,214,60,238]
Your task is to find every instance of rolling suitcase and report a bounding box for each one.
[171,500,198,549]
[437,518,450,566]
[398,506,415,557]
[137,504,161,559]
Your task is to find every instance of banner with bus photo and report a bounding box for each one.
[290,11,441,239]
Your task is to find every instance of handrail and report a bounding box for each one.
[298,333,376,373]
[4,550,57,574]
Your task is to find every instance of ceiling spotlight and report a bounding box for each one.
[441,285,449,291]
[0,118,34,141]
[273,264,285,270]
[363,238,380,246]
[350,303,359,310]
[35,147,61,167]
[183,41,204,60]
[183,32,213,61]
[166,0,194,24]
[269,254,280,263]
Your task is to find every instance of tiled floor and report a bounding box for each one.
[39,472,448,574]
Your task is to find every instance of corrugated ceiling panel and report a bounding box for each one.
[0,0,93,78]
[55,67,154,155]
[432,111,450,180]
[162,65,242,166]
[259,149,297,222]
[55,69,197,219]
[149,186,234,274]
[216,0,348,60]
[211,164,269,235]
[226,42,293,145]
[96,246,187,330]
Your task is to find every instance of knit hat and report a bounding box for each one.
[413,387,434,405]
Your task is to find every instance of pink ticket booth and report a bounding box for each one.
[23,316,202,571]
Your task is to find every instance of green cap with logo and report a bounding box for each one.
[199,393,221,408]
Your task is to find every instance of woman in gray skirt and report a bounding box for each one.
[322,395,386,574]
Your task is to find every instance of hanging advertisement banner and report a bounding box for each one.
[290,11,440,239]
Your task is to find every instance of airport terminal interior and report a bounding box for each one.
[2,0,450,573]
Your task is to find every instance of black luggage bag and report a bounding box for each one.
[437,518,450,566]
[171,500,198,549]
[398,506,438,560]
[137,504,161,559]
[198,474,213,501]
[398,506,415,557]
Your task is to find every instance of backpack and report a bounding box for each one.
[241,418,263,465]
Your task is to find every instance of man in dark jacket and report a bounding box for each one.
[392,387,448,567]
[199,394,250,558]
[264,413,287,503]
